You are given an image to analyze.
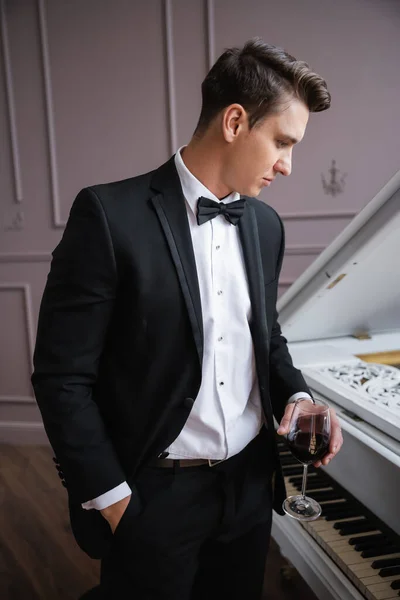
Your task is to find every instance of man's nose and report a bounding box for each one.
[275,155,292,177]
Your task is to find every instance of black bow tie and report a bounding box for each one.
[196,196,246,226]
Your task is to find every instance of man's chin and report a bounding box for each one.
[236,184,259,198]
[247,185,263,198]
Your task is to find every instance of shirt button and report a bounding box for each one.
[217,290,223,295]
[216,245,220,250]
[218,336,223,341]
[219,381,224,386]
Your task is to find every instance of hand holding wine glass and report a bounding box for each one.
[281,398,331,521]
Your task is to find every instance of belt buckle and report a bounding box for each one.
[208,458,225,467]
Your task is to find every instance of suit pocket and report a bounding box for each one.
[112,484,142,542]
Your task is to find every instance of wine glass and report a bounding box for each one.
[282,398,331,521]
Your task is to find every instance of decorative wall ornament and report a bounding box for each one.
[321,160,347,197]
[318,361,400,412]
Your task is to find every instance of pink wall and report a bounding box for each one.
[1,0,399,441]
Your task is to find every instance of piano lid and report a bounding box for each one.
[277,170,400,344]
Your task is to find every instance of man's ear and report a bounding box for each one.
[222,104,248,142]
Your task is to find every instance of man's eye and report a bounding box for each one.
[277,140,288,148]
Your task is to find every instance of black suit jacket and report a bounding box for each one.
[31,156,311,558]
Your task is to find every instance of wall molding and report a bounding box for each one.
[205,0,215,71]
[37,0,64,228]
[0,421,47,445]
[163,0,178,155]
[0,252,51,263]
[0,395,36,404]
[0,244,324,264]
[285,245,325,256]
[0,283,36,404]
[280,210,357,221]
[1,0,23,203]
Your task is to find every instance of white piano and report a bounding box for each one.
[272,170,400,600]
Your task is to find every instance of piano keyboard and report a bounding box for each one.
[277,439,400,600]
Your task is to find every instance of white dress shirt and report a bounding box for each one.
[82,148,310,510]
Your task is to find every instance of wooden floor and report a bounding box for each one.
[0,444,319,599]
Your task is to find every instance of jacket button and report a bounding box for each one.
[184,397,195,409]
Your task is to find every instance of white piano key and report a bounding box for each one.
[370,590,399,600]
[361,574,400,585]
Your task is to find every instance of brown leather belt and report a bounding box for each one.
[148,457,225,468]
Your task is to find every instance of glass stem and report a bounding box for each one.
[301,464,308,499]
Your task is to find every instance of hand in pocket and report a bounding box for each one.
[100,494,132,534]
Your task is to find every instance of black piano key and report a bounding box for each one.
[289,479,323,489]
[289,473,324,483]
[362,545,400,558]
[322,502,352,511]
[292,481,333,491]
[372,557,400,569]
[332,516,365,528]
[292,481,332,491]
[282,466,304,476]
[338,521,376,536]
[380,566,400,577]
[282,463,317,472]
[322,501,353,512]
[289,477,332,488]
[355,539,391,552]
[308,490,342,502]
[390,580,400,589]
[349,534,386,546]
[325,510,362,522]
[280,456,299,465]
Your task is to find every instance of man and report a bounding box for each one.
[31,38,343,599]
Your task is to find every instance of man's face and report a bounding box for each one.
[222,98,309,197]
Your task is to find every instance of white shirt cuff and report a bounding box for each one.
[81,481,132,511]
[287,392,313,404]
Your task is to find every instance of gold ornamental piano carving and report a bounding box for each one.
[272,169,400,600]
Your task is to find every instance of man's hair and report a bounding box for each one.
[194,37,331,134]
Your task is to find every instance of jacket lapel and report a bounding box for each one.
[239,201,275,429]
[150,158,204,368]
[238,200,269,347]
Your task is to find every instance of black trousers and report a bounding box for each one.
[96,429,275,599]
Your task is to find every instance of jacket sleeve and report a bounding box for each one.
[31,187,126,503]
[268,214,313,423]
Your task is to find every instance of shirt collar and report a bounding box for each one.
[174,146,240,217]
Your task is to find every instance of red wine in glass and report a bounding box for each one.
[283,398,331,521]
[287,431,330,465]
